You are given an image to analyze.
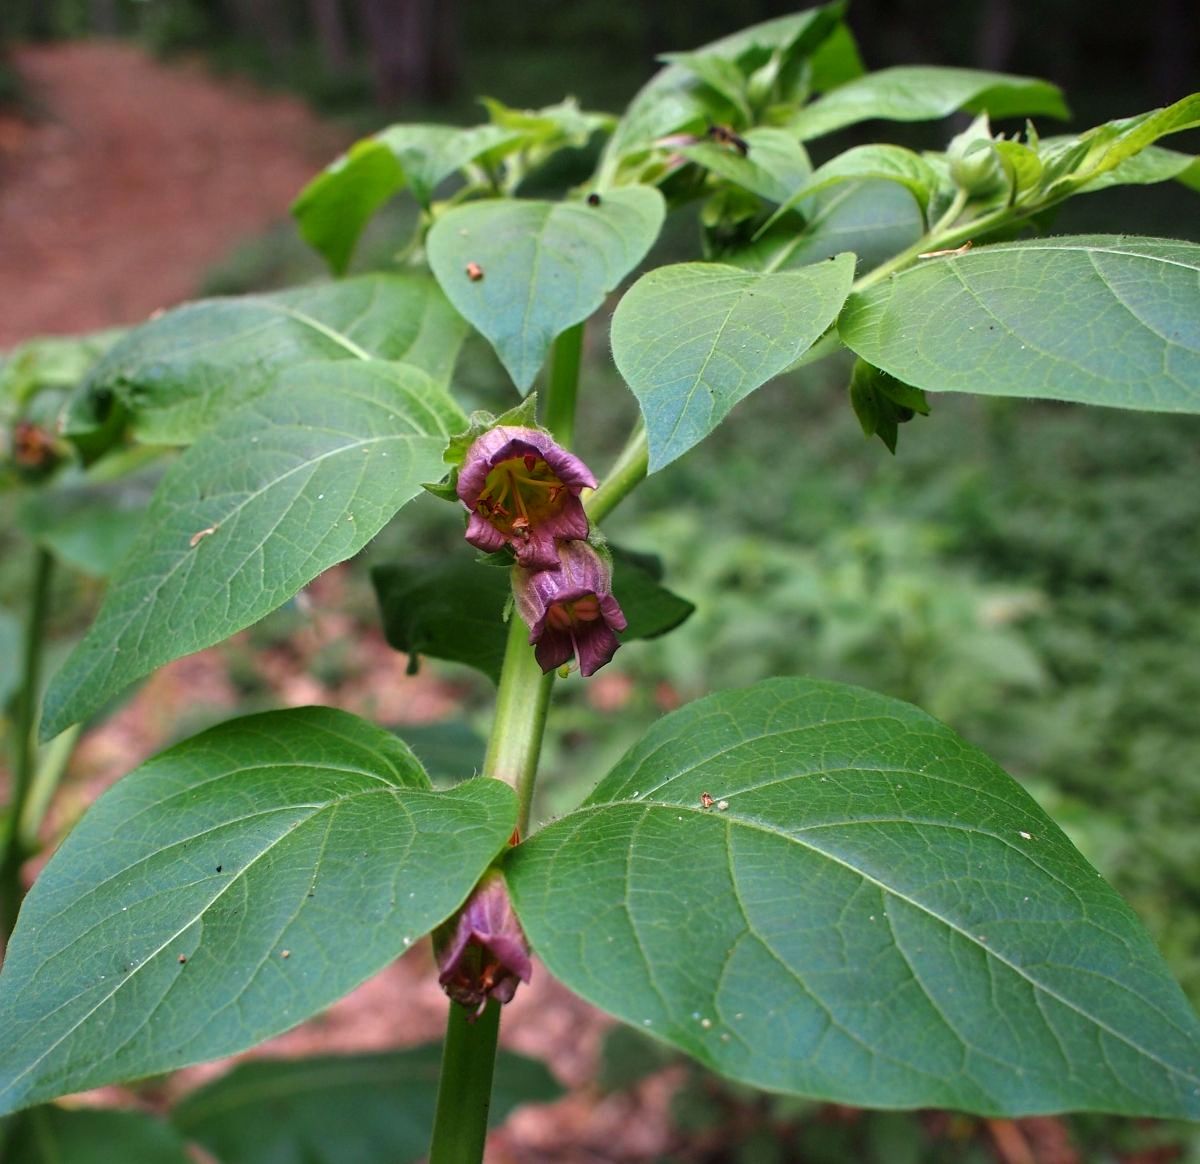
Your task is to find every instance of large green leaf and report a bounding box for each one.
[40,361,465,740]
[730,181,923,275]
[171,1046,561,1164]
[838,236,1200,413]
[505,678,1200,1117]
[0,708,516,1115]
[70,275,467,445]
[293,124,520,274]
[791,66,1068,141]
[611,254,855,470]
[372,548,694,683]
[426,188,665,392]
[5,1107,191,1163]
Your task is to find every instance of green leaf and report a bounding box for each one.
[71,275,467,445]
[170,1045,561,1164]
[610,549,696,642]
[659,50,753,124]
[838,235,1200,413]
[5,1106,191,1163]
[680,127,812,204]
[1042,94,1200,195]
[293,124,520,273]
[791,66,1069,141]
[599,6,846,179]
[1078,145,1200,193]
[0,708,517,1115]
[730,181,923,275]
[373,557,513,683]
[18,465,158,578]
[400,721,487,788]
[426,188,665,392]
[372,549,694,683]
[0,331,122,409]
[766,145,940,233]
[40,361,466,740]
[611,254,855,470]
[505,677,1200,1117]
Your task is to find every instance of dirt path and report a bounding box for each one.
[0,41,343,347]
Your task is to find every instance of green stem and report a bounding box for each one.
[1,546,54,940]
[543,322,584,449]
[484,616,554,837]
[585,423,648,524]
[19,724,81,853]
[428,1000,502,1164]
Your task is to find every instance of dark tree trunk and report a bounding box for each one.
[975,0,1017,71]
[1150,0,1196,104]
[230,0,296,69]
[361,0,459,106]
[89,0,120,35]
[309,0,352,77]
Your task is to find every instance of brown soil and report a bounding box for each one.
[0,40,340,346]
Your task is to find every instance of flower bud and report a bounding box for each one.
[947,113,1008,199]
[513,540,627,677]
[456,426,597,571]
[434,871,532,1017]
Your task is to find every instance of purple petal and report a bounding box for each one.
[575,621,622,677]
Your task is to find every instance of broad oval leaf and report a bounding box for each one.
[171,1045,561,1164]
[611,254,855,471]
[426,188,665,392]
[770,144,940,225]
[0,708,517,1115]
[680,127,812,204]
[40,361,466,739]
[506,678,1200,1118]
[293,124,521,273]
[791,65,1068,141]
[70,274,467,446]
[838,236,1200,413]
[5,1107,191,1164]
[730,181,923,275]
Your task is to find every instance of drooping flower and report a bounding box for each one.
[434,871,532,1017]
[456,426,597,570]
[513,540,627,677]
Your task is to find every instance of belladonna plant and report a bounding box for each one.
[1,10,1199,1164]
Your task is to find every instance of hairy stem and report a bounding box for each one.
[428,1000,501,1164]
[1,546,54,940]
[585,423,648,524]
